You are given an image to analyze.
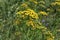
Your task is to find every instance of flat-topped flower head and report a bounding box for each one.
[16,9,39,20]
[39,11,48,16]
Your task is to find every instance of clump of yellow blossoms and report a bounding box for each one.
[39,11,48,16]
[26,20,35,27]
[51,1,60,6]
[47,38,54,40]
[16,9,38,19]
[16,9,54,40]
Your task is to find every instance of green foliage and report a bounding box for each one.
[0,0,60,40]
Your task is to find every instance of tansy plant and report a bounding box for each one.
[0,0,60,40]
[15,9,54,40]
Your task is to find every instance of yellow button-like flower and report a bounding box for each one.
[16,11,23,15]
[39,11,48,16]
[34,13,38,18]
[27,9,39,19]
[47,38,53,40]
[16,9,38,19]
[26,20,35,27]
[23,11,29,15]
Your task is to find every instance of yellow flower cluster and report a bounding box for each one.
[26,20,46,30]
[47,38,54,40]
[26,21,54,40]
[16,9,54,40]
[51,1,60,6]
[26,20,35,27]
[27,9,38,19]
[39,11,48,16]
[16,9,38,19]
[44,31,54,40]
